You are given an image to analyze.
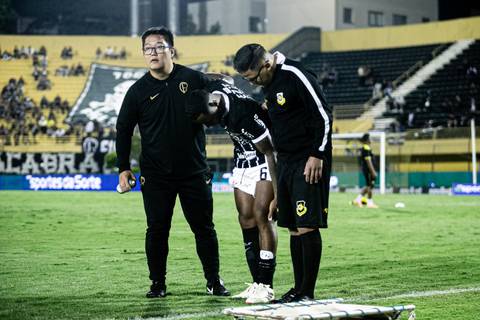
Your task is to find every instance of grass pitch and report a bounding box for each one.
[0,191,479,319]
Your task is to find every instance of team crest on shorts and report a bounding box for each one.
[296,200,307,216]
[276,92,286,106]
[179,82,188,94]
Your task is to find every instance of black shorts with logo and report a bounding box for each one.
[276,153,331,229]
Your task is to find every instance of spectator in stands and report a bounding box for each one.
[422,90,432,112]
[0,124,8,145]
[55,65,69,77]
[393,95,406,113]
[60,46,73,59]
[61,100,70,114]
[20,123,30,145]
[40,96,49,109]
[40,55,48,69]
[75,63,85,76]
[39,45,47,56]
[224,55,233,66]
[407,111,415,128]
[95,47,102,60]
[38,115,48,134]
[372,81,383,101]
[357,65,374,87]
[37,75,51,91]
[1,49,12,61]
[13,46,20,59]
[466,64,478,86]
[104,46,114,59]
[120,47,127,59]
[29,122,39,144]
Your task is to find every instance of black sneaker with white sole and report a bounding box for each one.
[206,278,230,296]
[146,281,167,298]
[272,288,310,303]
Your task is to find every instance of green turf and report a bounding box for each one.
[0,191,479,319]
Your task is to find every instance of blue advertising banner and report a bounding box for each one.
[0,174,233,192]
[452,183,480,196]
[0,174,124,191]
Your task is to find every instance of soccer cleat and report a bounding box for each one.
[245,283,275,304]
[146,281,167,298]
[232,282,257,299]
[206,278,231,296]
[367,203,379,208]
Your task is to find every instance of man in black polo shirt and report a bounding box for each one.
[116,26,229,298]
[233,44,333,302]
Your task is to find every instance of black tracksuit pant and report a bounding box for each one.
[140,173,219,284]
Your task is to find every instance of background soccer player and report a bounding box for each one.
[116,26,229,298]
[352,133,378,208]
[186,75,277,304]
[233,44,333,303]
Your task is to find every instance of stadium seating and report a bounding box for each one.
[0,34,287,151]
[384,40,480,128]
[300,43,447,108]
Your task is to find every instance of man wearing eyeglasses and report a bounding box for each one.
[116,26,230,299]
[233,44,333,303]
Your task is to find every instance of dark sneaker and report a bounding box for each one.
[272,288,308,303]
[206,278,231,296]
[146,281,167,298]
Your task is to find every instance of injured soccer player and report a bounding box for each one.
[186,74,278,304]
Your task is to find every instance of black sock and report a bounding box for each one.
[242,227,260,283]
[299,230,322,298]
[290,235,303,292]
[258,253,276,287]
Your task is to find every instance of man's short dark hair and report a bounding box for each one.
[141,26,174,48]
[185,89,210,119]
[233,44,266,73]
[360,133,370,143]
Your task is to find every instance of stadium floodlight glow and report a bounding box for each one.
[332,131,386,194]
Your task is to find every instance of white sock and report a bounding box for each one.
[367,198,374,205]
[259,250,274,260]
[355,195,362,201]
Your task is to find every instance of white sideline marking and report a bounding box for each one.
[132,286,480,320]
[374,286,480,300]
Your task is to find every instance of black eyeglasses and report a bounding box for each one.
[143,45,170,55]
[245,64,266,83]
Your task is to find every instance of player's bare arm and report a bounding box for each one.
[254,136,278,220]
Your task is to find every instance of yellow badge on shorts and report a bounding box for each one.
[296,200,307,216]
[276,92,286,106]
[323,208,328,215]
